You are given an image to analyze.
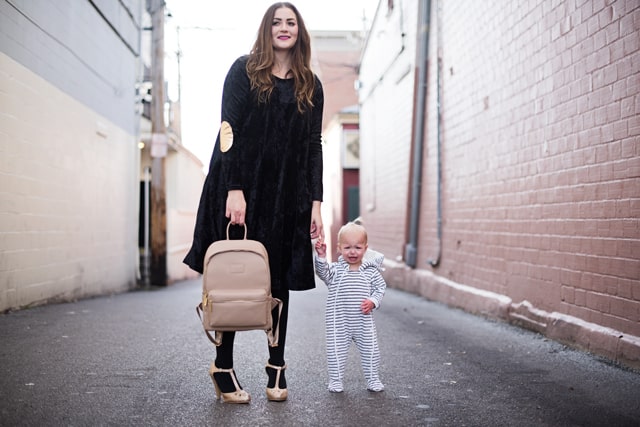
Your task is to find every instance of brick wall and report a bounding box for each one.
[359,0,419,261]
[0,1,143,311]
[0,55,139,311]
[359,0,639,367]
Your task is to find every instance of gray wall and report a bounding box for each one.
[0,0,142,133]
[0,0,145,311]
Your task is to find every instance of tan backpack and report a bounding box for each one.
[196,223,282,347]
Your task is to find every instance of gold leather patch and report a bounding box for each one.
[220,121,233,152]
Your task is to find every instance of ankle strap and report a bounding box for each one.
[266,363,287,370]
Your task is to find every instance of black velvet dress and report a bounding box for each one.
[183,56,324,292]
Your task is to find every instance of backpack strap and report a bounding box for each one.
[196,299,284,347]
[266,298,284,347]
[196,303,223,346]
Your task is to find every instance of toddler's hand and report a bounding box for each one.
[361,299,374,315]
[315,240,327,258]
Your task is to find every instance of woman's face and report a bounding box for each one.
[271,7,298,52]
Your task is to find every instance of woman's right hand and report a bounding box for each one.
[226,190,246,225]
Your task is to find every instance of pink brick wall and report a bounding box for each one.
[360,0,639,354]
[427,0,640,334]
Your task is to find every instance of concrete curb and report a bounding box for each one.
[382,260,640,371]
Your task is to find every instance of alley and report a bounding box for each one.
[0,279,638,427]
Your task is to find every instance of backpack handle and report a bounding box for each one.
[226,222,247,240]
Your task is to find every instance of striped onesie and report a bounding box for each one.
[315,250,387,392]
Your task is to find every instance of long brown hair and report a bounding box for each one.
[246,2,315,113]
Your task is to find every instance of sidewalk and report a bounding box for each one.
[0,278,639,426]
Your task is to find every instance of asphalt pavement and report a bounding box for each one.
[1,278,639,426]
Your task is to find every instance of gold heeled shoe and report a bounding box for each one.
[265,363,288,401]
[209,363,251,404]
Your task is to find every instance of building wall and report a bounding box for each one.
[165,145,204,282]
[0,54,139,310]
[0,1,143,311]
[311,31,363,129]
[359,0,418,260]
[322,114,359,262]
[0,0,141,134]
[359,0,640,368]
[312,31,365,262]
[322,118,345,262]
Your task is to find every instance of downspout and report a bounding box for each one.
[428,0,442,268]
[404,0,432,268]
[142,166,151,287]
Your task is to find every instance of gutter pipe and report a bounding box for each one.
[428,0,442,268]
[404,0,431,268]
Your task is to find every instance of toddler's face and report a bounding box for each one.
[337,230,368,267]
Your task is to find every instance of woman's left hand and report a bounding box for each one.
[310,201,324,242]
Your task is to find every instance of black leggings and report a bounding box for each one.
[214,288,289,369]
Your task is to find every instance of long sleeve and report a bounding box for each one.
[220,57,251,191]
[308,76,324,202]
[367,269,387,309]
[314,256,335,287]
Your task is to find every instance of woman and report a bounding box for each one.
[183,2,324,404]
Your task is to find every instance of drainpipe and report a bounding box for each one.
[141,166,152,287]
[405,0,432,268]
[428,0,442,268]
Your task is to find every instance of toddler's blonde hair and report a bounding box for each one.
[337,222,368,244]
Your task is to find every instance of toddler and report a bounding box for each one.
[314,222,386,392]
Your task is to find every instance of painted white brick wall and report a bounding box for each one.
[359,0,418,260]
[166,149,204,282]
[0,54,139,311]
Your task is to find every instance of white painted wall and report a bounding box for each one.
[165,146,204,282]
[0,54,139,311]
[358,0,418,259]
